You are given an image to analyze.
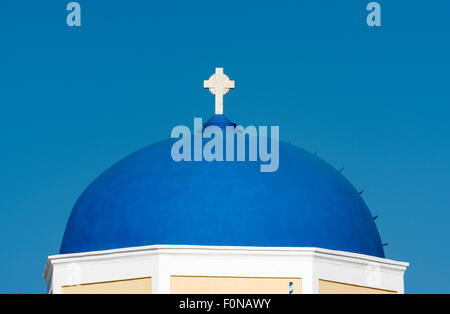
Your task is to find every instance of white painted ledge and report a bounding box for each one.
[44,245,408,294]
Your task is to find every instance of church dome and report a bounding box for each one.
[60,131,385,258]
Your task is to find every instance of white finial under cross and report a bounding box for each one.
[204,68,235,115]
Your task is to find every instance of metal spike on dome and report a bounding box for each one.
[359,190,364,195]
[339,167,345,173]
[373,215,379,220]
[383,243,389,246]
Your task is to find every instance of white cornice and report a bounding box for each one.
[44,244,409,283]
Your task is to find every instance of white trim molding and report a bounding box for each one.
[44,245,409,294]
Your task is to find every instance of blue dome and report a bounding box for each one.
[60,130,384,257]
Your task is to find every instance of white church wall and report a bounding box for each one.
[44,245,408,294]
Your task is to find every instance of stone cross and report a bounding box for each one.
[204,68,235,115]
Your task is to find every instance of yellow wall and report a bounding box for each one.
[318,279,396,294]
[61,277,151,294]
[171,276,301,294]
[60,276,396,294]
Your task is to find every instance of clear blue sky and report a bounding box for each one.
[1,1,449,293]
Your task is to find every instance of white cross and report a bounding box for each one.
[204,68,235,115]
